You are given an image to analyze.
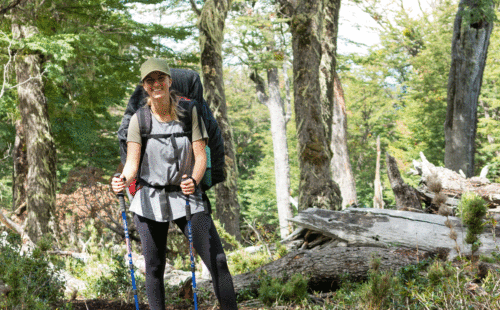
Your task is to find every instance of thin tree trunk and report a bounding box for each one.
[250,68,293,239]
[12,22,57,243]
[12,120,27,213]
[373,135,384,209]
[281,0,342,211]
[331,73,358,209]
[319,0,356,209]
[195,0,242,242]
[444,0,494,177]
[283,59,292,124]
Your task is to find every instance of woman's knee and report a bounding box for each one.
[216,253,229,270]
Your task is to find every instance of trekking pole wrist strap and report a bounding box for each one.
[188,176,197,188]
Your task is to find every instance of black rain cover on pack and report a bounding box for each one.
[117,68,225,191]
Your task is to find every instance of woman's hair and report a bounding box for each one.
[142,76,183,120]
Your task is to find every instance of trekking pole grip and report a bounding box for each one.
[114,173,127,211]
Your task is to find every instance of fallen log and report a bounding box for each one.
[412,152,500,210]
[286,208,500,259]
[198,244,430,295]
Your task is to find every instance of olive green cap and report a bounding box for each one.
[140,58,171,81]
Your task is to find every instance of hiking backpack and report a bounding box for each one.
[117,68,225,191]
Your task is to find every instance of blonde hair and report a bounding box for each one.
[145,91,181,121]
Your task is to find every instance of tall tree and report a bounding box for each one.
[319,0,357,209]
[11,4,57,243]
[279,0,342,210]
[228,3,294,239]
[250,67,293,239]
[445,0,495,177]
[190,0,242,242]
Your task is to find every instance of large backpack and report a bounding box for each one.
[117,69,225,191]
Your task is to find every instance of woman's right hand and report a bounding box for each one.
[111,175,126,194]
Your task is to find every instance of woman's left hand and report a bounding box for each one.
[181,174,196,195]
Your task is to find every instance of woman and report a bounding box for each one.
[111,58,238,310]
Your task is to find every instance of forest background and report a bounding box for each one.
[0,0,499,242]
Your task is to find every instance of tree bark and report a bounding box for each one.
[331,72,358,209]
[413,152,500,209]
[445,0,494,177]
[281,0,342,211]
[250,68,293,239]
[12,120,27,212]
[198,244,427,294]
[386,152,422,210]
[373,135,384,209]
[319,0,357,210]
[12,22,57,244]
[195,0,242,242]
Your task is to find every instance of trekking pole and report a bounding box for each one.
[114,173,140,310]
[184,189,199,310]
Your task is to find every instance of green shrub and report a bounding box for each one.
[427,260,453,286]
[460,192,488,255]
[85,254,145,302]
[258,273,309,306]
[228,248,271,275]
[0,232,67,310]
[359,257,399,310]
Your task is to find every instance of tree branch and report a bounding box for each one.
[189,0,201,16]
[0,0,26,15]
[249,69,269,105]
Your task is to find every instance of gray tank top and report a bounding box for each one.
[129,115,205,222]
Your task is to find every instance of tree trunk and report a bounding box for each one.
[250,68,293,239]
[444,0,494,177]
[12,22,57,243]
[196,0,242,242]
[12,120,27,212]
[318,0,357,210]
[283,60,292,124]
[198,244,427,295]
[283,0,342,211]
[331,73,358,209]
[386,152,422,210]
[373,135,384,209]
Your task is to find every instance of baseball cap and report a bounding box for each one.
[140,58,171,81]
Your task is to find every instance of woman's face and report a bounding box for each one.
[143,71,171,101]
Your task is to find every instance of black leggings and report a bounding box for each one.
[134,213,238,310]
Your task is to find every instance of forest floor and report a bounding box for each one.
[69,298,266,309]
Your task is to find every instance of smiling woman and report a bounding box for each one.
[111,58,238,310]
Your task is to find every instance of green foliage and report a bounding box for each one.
[0,232,67,309]
[459,0,499,26]
[228,247,271,275]
[87,254,145,301]
[257,273,309,306]
[340,0,460,207]
[213,218,242,250]
[477,11,500,180]
[358,256,399,309]
[225,67,299,229]
[460,192,488,254]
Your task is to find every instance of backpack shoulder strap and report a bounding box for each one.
[178,99,194,142]
[136,105,153,137]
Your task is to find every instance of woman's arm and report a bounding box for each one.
[122,141,141,185]
[191,139,207,185]
[111,141,141,193]
[181,139,206,195]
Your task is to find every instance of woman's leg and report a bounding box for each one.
[134,214,169,310]
[175,213,238,310]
